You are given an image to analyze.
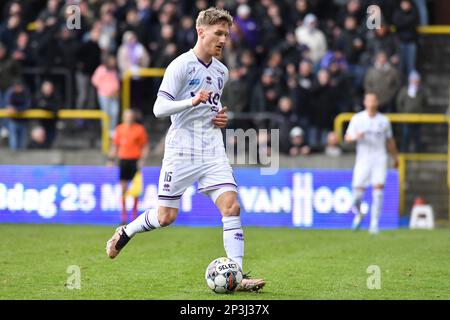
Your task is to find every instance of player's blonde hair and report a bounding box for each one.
[196,7,233,28]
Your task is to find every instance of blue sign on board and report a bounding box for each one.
[0,166,398,229]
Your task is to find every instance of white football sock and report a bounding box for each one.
[352,189,365,215]
[124,208,161,238]
[222,216,244,271]
[370,189,383,229]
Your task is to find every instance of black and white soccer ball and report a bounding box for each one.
[205,257,243,293]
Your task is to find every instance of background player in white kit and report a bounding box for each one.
[345,93,399,234]
[106,7,265,292]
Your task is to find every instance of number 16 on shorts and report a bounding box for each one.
[164,172,172,182]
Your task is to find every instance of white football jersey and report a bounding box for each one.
[157,49,229,161]
[346,110,393,162]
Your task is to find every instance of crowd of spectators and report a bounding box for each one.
[0,0,428,155]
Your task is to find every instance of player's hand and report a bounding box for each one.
[356,132,364,140]
[192,89,212,106]
[393,156,399,168]
[212,107,228,128]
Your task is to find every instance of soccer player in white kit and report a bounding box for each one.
[106,7,265,292]
[345,93,399,234]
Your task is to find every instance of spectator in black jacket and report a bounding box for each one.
[76,25,101,110]
[392,0,420,82]
[0,42,21,133]
[362,22,399,67]
[308,69,338,149]
[0,13,24,50]
[35,80,61,148]
[270,96,301,154]
[176,16,196,54]
[250,68,283,113]
[222,68,250,115]
[4,80,31,150]
[293,60,314,130]
[336,15,366,92]
[10,31,35,67]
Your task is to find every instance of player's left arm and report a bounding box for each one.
[387,137,399,168]
[385,119,399,168]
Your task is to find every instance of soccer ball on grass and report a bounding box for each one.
[205,257,243,293]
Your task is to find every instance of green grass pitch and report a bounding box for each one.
[1,224,449,300]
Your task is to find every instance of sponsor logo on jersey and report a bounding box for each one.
[188,79,200,86]
[210,106,219,112]
[163,183,170,191]
[216,68,225,76]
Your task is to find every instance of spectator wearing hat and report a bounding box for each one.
[117,30,150,77]
[295,13,327,70]
[288,126,311,156]
[396,70,427,152]
[233,4,260,50]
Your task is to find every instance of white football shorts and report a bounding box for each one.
[157,157,238,208]
[352,158,388,188]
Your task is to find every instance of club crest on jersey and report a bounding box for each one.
[206,76,212,85]
[189,78,200,86]
[218,77,223,89]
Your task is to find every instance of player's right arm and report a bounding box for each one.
[344,116,364,143]
[153,89,211,118]
[153,57,211,118]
